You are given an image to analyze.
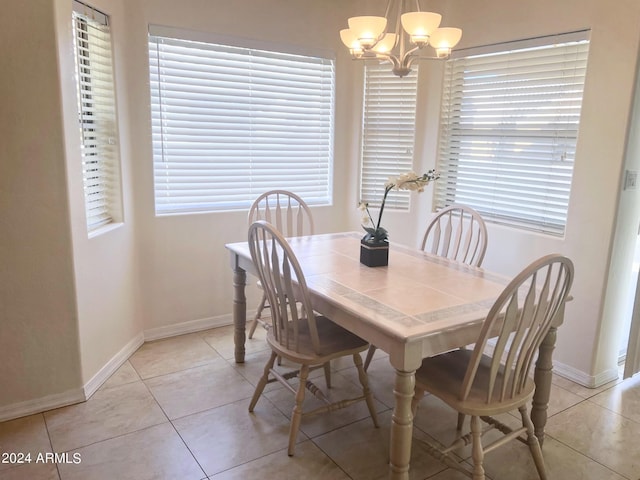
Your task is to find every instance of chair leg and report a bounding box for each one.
[470,415,486,480]
[457,413,465,431]
[323,361,332,388]
[519,405,548,480]
[288,364,310,456]
[353,353,379,428]
[249,351,277,412]
[247,294,267,339]
[363,345,377,371]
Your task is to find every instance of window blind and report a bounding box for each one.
[360,63,418,210]
[72,2,122,231]
[148,34,335,214]
[435,32,590,235]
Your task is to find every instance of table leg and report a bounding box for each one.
[389,369,415,480]
[531,325,556,445]
[233,267,247,363]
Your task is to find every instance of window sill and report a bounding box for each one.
[88,222,124,239]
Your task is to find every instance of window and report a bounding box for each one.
[148,29,335,214]
[435,31,590,235]
[72,1,122,232]
[360,63,418,209]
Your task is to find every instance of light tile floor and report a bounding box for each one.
[1,325,639,480]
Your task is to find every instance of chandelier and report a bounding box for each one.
[340,0,462,77]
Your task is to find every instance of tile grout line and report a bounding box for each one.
[40,413,62,480]
[544,430,633,480]
[543,396,635,480]
[581,396,640,427]
[166,417,209,479]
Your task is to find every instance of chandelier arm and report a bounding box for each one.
[403,54,417,71]
[395,1,403,43]
[401,45,421,66]
[384,0,395,20]
[373,51,402,70]
[397,7,407,58]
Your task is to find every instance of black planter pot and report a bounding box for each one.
[360,240,389,267]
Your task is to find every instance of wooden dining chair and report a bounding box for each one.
[411,254,574,480]
[421,204,488,267]
[247,220,379,456]
[364,204,489,370]
[247,190,314,340]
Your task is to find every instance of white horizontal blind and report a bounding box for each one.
[360,63,418,209]
[148,35,334,214]
[436,33,590,235]
[72,2,122,231]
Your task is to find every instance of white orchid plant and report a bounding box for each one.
[359,170,440,245]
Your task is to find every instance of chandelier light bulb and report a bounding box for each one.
[401,11,441,46]
[348,16,387,49]
[340,29,359,49]
[429,27,463,57]
[340,29,364,57]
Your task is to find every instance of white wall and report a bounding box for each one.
[609,43,640,377]
[0,0,83,416]
[0,0,145,420]
[54,0,144,391]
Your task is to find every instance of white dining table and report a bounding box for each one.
[225,232,564,480]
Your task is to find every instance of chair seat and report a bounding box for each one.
[267,315,369,365]
[415,349,535,417]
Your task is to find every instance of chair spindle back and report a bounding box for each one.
[421,204,488,267]
[460,254,573,404]
[248,220,320,354]
[248,190,314,237]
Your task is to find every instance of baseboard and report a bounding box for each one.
[83,332,145,399]
[143,312,239,342]
[482,339,620,389]
[552,361,619,388]
[0,388,85,423]
[0,316,245,422]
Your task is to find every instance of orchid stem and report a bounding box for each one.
[376,185,394,232]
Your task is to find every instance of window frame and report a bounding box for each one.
[434,30,591,236]
[148,26,335,215]
[72,1,123,234]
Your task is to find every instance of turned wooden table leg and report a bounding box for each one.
[389,369,415,480]
[233,267,247,363]
[532,325,556,446]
